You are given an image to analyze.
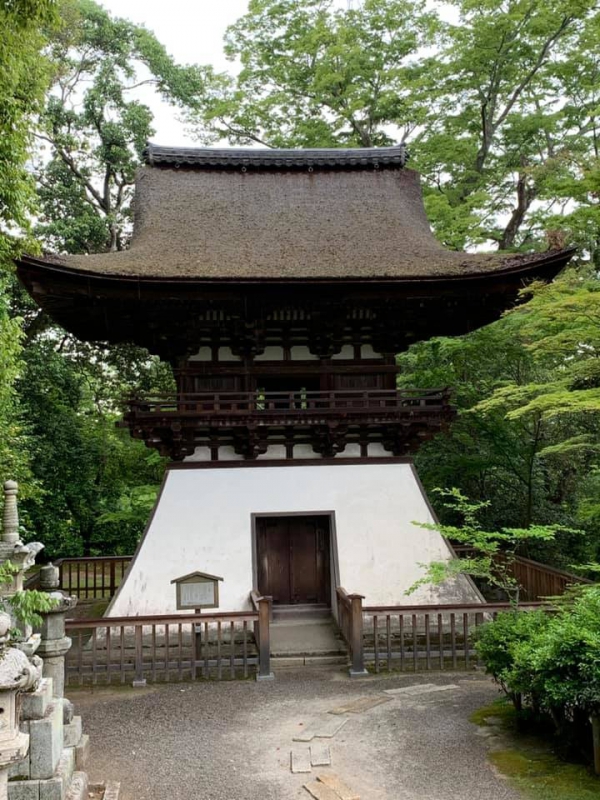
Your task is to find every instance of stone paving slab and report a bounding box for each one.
[383,683,459,697]
[303,780,342,800]
[291,749,312,774]
[316,773,360,800]
[329,695,391,715]
[293,716,349,742]
[310,743,331,767]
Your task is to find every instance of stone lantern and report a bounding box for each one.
[0,611,42,800]
[35,564,77,701]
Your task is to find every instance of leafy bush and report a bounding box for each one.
[476,586,600,763]
[476,609,550,702]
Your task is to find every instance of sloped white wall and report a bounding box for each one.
[107,463,481,617]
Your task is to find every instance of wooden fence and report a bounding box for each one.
[337,589,545,675]
[511,555,592,601]
[26,556,132,599]
[452,547,593,601]
[65,597,272,685]
[25,550,590,605]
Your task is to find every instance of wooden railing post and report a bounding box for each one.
[132,624,146,688]
[348,593,368,678]
[109,560,116,596]
[257,596,274,681]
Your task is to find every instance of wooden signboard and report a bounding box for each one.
[171,571,223,610]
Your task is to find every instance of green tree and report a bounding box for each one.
[17,337,168,557]
[190,0,438,148]
[34,0,207,255]
[398,268,600,567]
[408,488,567,605]
[0,0,56,263]
[0,0,58,487]
[8,0,199,555]
[415,0,599,251]
[193,0,600,254]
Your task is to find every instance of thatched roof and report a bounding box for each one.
[21,144,574,281]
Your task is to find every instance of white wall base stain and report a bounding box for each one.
[107,462,481,618]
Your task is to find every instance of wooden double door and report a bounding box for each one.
[256,515,331,605]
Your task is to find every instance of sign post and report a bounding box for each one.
[171,572,224,673]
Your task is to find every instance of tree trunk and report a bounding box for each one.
[592,714,600,776]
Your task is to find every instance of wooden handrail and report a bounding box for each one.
[452,546,594,601]
[127,388,453,417]
[512,554,594,583]
[56,555,132,564]
[363,601,546,613]
[130,388,450,400]
[66,610,259,628]
[452,547,593,583]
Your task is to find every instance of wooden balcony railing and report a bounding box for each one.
[127,388,453,420]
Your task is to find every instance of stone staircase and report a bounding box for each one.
[270,605,349,667]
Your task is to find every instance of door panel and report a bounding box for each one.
[290,519,319,603]
[256,515,330,605]
[256,518,291,604]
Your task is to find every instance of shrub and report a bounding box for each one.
[476,609,550,705]
[476,586,600,765]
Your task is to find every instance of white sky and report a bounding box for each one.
[99,0,251,145]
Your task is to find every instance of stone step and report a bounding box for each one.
[65,772,88,800]
[271,654,349,667]
[273,604,332,621]
[89,782,121,800]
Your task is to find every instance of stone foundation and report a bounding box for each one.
[7,677,100,800]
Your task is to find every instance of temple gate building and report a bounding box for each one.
[17,144,574,618]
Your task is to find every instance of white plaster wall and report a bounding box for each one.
[257,445,287,460]
[331,345,354,360]
[218,346,241,361]
[290,346,319,361]
[188,346,212,362]
[337,444,361,458]
[361,344,383,359]
[254,346,284,361]
[108,463,481,617]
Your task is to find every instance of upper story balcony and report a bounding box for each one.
[123,388,455,461]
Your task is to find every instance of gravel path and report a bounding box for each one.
[71,669,522,800]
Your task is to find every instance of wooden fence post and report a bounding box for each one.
[109,561,116,597]
[132,625,146,687]
[256,596,274,681]
[349,594,368,677]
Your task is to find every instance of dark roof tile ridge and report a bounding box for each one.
[143,142,409,169]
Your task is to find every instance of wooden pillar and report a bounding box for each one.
[257,596,274,681]
[349,593,368,677]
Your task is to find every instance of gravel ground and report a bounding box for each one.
[71,669,522,800]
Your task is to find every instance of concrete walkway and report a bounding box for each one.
[72,670,522,800]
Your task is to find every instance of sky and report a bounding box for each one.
[99,0,251,146]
